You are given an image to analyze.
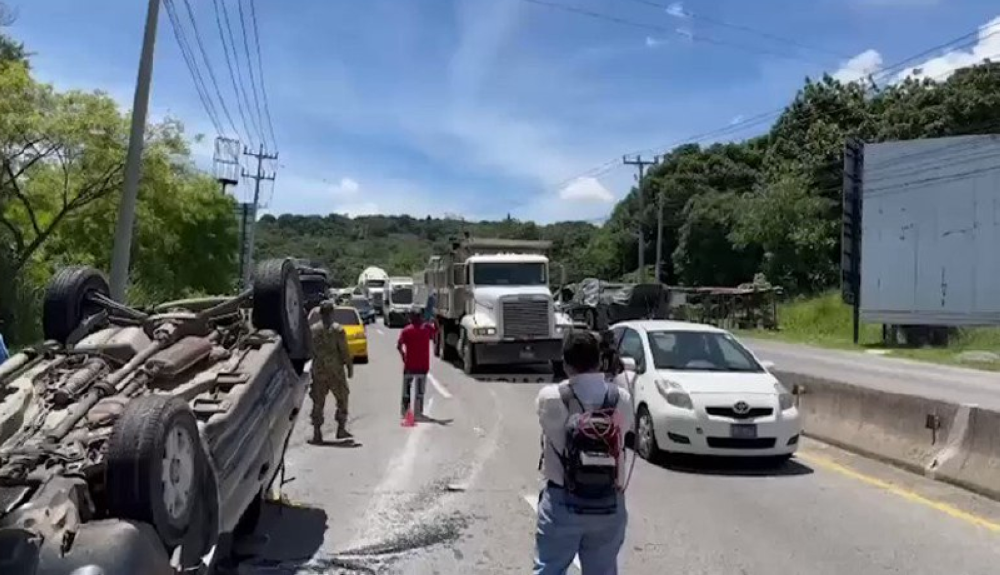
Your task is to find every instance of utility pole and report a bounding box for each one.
[655,193,664,282]
[623,154,658,282]
[109,0,161,301]
[241,144,278,287]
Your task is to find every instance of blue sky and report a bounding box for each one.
[11,0,1000,223]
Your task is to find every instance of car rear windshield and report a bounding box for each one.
[391,286,413,304]
[647,330,762,373]
[334,308,361,326]
[350,298,371,311]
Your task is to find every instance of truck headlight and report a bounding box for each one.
[655,379,693,410]
[473,327,497,336]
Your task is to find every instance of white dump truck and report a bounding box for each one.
[384,276,416,327]
[357,266,390,315]
[418,236,573,375]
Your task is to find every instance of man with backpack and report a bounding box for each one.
[535,330,633,574]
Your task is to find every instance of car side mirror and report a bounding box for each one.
[760,359,775,370]
[621,357,637,372]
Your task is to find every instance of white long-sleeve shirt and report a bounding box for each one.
[536,372,633,488]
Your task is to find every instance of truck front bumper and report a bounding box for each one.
[473,338,562,366]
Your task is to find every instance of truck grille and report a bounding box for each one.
[501,299,549,338]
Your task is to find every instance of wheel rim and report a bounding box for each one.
[162,424,197,523]
[284,273,302,337]
[638,411,654,458]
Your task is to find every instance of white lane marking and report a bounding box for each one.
[350,397,434,547]
[522,494,582,571]
[374,327,385,335]
[428,373,453,399]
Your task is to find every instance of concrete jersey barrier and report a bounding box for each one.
[775,370,961,475]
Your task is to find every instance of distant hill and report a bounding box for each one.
[254,213,600,287]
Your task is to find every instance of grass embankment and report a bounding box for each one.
[738,293,1000,371]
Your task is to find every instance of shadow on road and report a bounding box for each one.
[654,454,814,477]
[231,500,328,573]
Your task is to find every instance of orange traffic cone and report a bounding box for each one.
[401,408,416,427]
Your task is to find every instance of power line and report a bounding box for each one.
[212,0,256,148]
[218,0,265,148]
[162,0,224,134]
[248,0,279,151]
[519,0,827,65]
[237,0,269,151]
[622,0,849,60]
[179,0,240,139]
[617,31,998,165]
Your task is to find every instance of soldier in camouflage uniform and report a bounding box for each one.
[310,300,354,443]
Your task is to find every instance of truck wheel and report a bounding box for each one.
[253,258,312,365]
[42,266,110,344]
[462,336,478,375]
[106,395,208,548]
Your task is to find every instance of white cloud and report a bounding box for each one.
[730,114,745,126]
[645,36,664,49]
[665,2,688,18]
[675,28,694,41]
[832,49,883,83]
[896,16,1000,81]
[330,177,360,196]
[334,201,381,218]
[834,16,1000,85]
[559,177,615,203]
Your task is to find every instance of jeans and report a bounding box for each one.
[534,485,627,575]
[401,371,427,414]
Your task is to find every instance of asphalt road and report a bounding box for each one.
[743,338,1000,409]
[234,325,1000,574]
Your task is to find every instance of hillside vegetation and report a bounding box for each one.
[259,62,1000,297]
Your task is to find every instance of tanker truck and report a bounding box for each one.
[357,266,389,316]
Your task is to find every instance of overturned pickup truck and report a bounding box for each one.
[0,259,313,575]
[560,278,669,331]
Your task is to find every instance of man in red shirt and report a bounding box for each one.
[397,309,437,417]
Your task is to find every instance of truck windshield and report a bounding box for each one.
[365,279,386,288]
[472,262,547,286]
[391,286,414,304]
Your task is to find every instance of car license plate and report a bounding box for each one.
[730,424,757,439]
[519,350,536,360]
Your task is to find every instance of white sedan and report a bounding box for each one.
[613,320,800,462]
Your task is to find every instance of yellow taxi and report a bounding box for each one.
[333,306,369,364]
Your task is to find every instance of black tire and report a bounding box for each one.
[462,335,477,375]
[253,259,312,364]
[106,395,206,548]
[42,266,110,344]
[636,406,662,462]
[356,355,369,364]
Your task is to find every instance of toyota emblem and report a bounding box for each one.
[733,401,750,415]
